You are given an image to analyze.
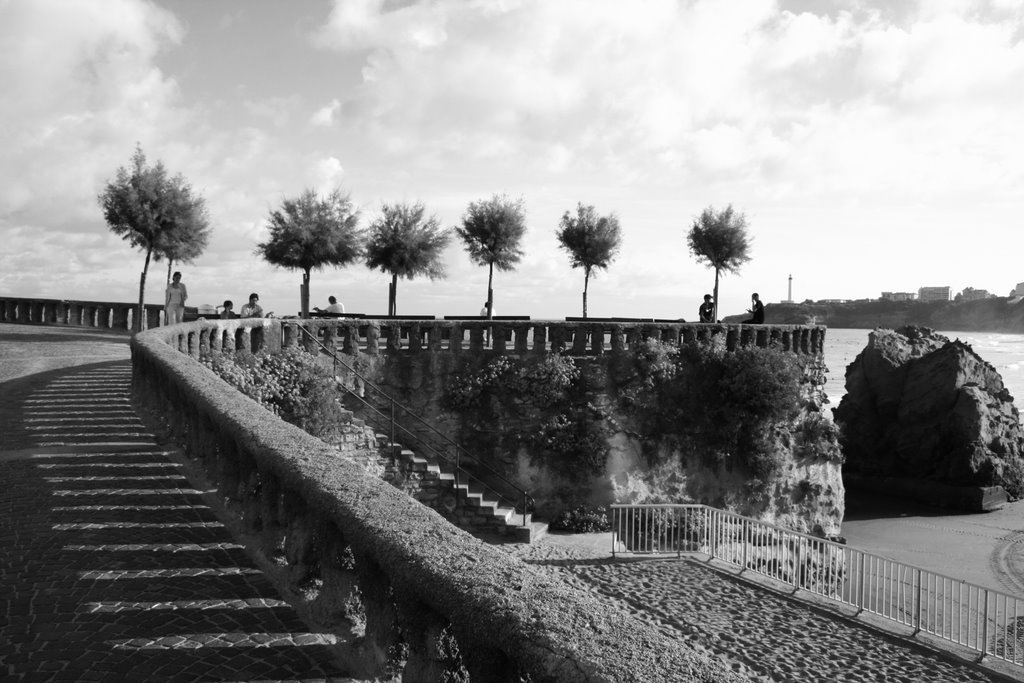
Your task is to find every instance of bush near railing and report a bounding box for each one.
[131,318,749,683]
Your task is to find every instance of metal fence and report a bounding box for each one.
[611,503,1024,668]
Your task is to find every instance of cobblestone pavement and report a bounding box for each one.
[0,345,354,682]
[511,538,1024,682]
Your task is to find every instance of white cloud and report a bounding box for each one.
[309,0,1024,205]
[311,99,342,126]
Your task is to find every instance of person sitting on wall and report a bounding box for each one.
[219,300,235,319]
[313,295,345,315]
[698,294,715,323]
[240,292,264,318]
[742,292,765,324]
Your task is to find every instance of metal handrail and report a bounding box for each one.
[610,503,1024,669]
[293,324,534,527]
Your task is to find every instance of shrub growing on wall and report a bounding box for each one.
[617,339,814,482]
[202,347,350,442]
[444,354,610,480]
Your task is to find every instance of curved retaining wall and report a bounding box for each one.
[131,318,747,682]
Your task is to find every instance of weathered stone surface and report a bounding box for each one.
[834,326,1024,510]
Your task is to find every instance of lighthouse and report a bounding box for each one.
[783,274,794,303]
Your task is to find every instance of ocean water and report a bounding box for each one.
[822,328,1024,412]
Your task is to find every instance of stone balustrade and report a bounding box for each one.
[0,295,164,331]
[285,318,826,357]
[131,317,745,682]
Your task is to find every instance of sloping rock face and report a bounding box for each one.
[834,326,1024,509]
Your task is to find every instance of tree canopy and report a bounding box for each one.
[365,201,451,316]
[456,194,527,318]
[556,203,622,317]
[686,204,752,321]
[257,188,363,318]
[97,144,209,330]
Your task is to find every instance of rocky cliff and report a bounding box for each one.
[724,297,1024,332]
[834,326,1024,510]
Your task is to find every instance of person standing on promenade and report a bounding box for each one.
[698,294,715,323]
[742,292,764,324]
[164,271,188,325]
[219,300,234,319]
[240,292,264,318]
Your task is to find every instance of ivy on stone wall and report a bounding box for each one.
[444,355,610,481]
[615,340,832,484]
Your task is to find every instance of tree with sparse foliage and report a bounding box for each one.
[456,195,527,319]
[365,202,452,316]
[257,188,363,318]
[687,205,752,321]
[556,203,622,318]
[156,209,211,285]
[98,145,210,331]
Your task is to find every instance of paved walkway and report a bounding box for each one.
[1,323,1022,682]
[0,325,352,682]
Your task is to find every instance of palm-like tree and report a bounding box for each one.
[686,204,752,321]
[365,201,452,316]
[257,188,363,318]
[456,194,527,319]
[556,203,622,318]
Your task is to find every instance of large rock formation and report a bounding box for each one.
[834,326,1024,510]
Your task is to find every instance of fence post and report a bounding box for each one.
[982,589,990,660]
[914,568,922,633]
[741,518,748,571]
[793,537,802,590]
[857,553,866,613]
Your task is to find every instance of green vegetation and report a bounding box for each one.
[555,203,623,318]
[202,347,349,442]
[456,194,527,318]
[550,505,611,533]
[365,201,452,316]
[97,144,210,331]
[686,204,751,321]
[617,340,825,485]
[444,355,611,481]
[257,188,363,318]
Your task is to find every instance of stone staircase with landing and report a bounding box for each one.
[374,435,546,544]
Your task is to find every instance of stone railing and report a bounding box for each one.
[0,295,164,331]
[131,317,746,682]
[285,318,826,357]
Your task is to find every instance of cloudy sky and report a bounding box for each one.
[2,0,1022,321]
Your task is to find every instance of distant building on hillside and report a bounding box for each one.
[956,287,995,301]
[1013,282,1024,298]
[918,286,951,302]
[881,291,916,301]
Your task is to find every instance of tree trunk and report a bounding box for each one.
[389,273,398,316]
[136,247,152,332]
[486,261,494,319]
[582,268,590,318]
[713,268,721,322]
[301,269,311,318]
[166,259,173,285]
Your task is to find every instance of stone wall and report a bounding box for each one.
[298,320,843,537]
[0,295,165,331]
[131,317,746,682]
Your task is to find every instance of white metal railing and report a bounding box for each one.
[611,503,1024,668]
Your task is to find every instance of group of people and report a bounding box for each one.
[220,293,265,319]
[163,272,268,323]
[697,292,764,324]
